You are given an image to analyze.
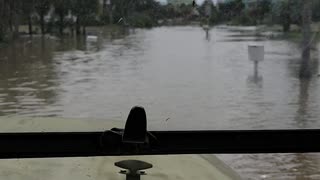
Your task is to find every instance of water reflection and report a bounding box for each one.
[219,153,320,180]
[247,62,263,88]
[294,79,310,128]
[205,29,210,41]
[0,37,59,116]
[222,38,320,180]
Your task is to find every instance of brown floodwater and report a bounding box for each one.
[0,26,320,179]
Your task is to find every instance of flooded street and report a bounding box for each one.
[1,26,320,179]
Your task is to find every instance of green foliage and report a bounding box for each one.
[179,4,189,17]
[209,8,219,24]
[312,0,320,21]
[71,0,99,25]
[256,0,271,22]
[0,0,8,41]
[100,14,112,25]
[271,0,303,32]
[199,1,219,25]
[53,0,71,16]
[160,4,179,19]
[21,0,35,18]
[53,0,73,34]
[34,0,51,34]
[3,0,315,38]
[109,0,162,27]
[232,11,257,26]
[111,0,136,23]
[217,0,245,22]
[129,12,154,28]
[34,0,51,17]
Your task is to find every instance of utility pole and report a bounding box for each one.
[300,0,312,78]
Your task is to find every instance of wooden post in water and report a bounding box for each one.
[300,0,312,78]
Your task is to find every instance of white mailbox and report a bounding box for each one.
[248,45,264,62]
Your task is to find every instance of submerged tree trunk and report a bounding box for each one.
[28,15,33,36]
[59,13,64,35]
[40,14,45,35]
[300,0,312,79]
[283,20,291,32]
[103,0,107,13]
[13,12,19,38]
[9,0,20,38]
[109,5,113,24]
[0,0,7,41]
[9,4,13,33]
[82,26,86,35]
[76,17,81,35]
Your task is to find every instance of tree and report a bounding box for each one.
[280,0,291,32]
[234,0,245,15]
[272,0,303,32]
[134,0,162,24]
[0,0,9,41]
[7,0,21,36]
[53,0,72,35]
[199,0,211,17]
[300,0,312,79]
[256,0,271,23]
[311,0,320,21]
[289,0,303,25]
[199,0,219,24]
[162,3,178,19]
[101,0,113,24]
[21,0,35,36]
[34,0,51,35]
[112,0,138,25]
[71,0,99,35]
[217,0,244,22]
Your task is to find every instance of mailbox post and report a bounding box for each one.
[248,45,264,77]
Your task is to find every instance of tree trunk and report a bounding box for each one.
[283,21,290,32]
[59,13,64,35]
[103,0,107,13]
[109,5,113,24]
[28,15,32,36]
[9,0,20,37]
[0,0,5,40]
[13,11,19,37]
[82,26,86,35]
[300,0,312,79]
[70,25,74,36]
[40,13,45,35]
[76,17,81,35]
[9,2,13,32]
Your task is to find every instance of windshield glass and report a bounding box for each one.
[1,0,320,179]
